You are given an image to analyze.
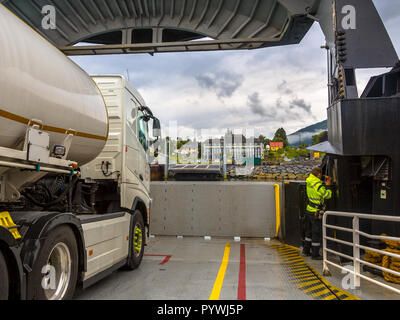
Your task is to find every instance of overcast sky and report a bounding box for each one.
[71,0,400,140]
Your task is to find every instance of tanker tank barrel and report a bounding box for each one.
[0,5,109,167]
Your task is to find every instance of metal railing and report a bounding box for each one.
[323,211,400,295]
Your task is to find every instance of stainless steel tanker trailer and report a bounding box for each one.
[0,4,160,300]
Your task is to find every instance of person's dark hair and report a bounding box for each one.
[312,167,322,177]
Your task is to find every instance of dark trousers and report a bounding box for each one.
[303,211,322,257]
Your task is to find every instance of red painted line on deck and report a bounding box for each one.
[144,254,172,265]
[237,244,246,300]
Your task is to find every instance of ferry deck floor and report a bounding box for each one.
[74,236,400,300]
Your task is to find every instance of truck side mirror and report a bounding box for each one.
[153,118,161,138]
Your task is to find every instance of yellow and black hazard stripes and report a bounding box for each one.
[271,244,360,300]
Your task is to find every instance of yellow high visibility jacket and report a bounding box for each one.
[306,173,332,214]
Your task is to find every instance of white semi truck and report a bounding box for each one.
[0,5,160,300]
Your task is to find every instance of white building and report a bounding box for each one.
[202,133,263,164]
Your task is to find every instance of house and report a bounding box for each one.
[180,141,199,156]
[202,133,263,164]
[203,138,223,162]
[270,141,284,151]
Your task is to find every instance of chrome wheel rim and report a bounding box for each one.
[42,242,71,300]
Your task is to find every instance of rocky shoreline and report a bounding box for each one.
[228,160,321,181]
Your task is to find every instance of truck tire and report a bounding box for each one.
[0,251,9,300]
[29,226,78,300]
[125,210,145,270]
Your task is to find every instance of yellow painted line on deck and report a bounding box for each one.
[209,243,231,300]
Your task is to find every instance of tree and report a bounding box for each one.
[312,131,328,145]
[177,139,190,150]
[198,142,202,160]
[258,135,271,148]
[273,128,289,148]
[299,142,309,149]
[266,150,283,163]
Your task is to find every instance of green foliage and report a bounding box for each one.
[273,137,284,143]
[285,148,298,159]
[312,131,328,145]
[299,142,309,149]
[283,146,309,160]
[177,139,190,150]
[266,151,283,162]
[198,142,202,160]
[258,135,271,148]
[298,148,309,158]
[260,126,311,162]
[273,128,289,148]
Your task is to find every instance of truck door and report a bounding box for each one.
[137,113,151,192]
[121,99,150,210]
[124,99,140,187]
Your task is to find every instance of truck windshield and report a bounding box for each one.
[138,116,149,151]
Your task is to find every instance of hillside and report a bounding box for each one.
[287,120,328,146]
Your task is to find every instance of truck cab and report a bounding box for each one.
[0,75,161,300]
[81,75,157,217]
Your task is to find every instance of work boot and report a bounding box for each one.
[312,255,323,261]
[312,246,322,260]
[302,242,311,257]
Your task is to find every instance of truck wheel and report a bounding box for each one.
[0,251,9,300]
[29,226,78,300]
[125,210,145,270]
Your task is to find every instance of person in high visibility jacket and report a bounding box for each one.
[302,167,332,260]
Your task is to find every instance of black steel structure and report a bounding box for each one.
[308,1,400,255]
[1,0,320,55]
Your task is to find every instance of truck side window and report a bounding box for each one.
[127,99,137,134]
[138,116,149,151]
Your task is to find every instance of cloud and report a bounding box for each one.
[248,92,265,116]
[374,0,400,23]
[195,71,243,98]
[70,0,400,141]
[277,80,293,95]
[289,98,312,113]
